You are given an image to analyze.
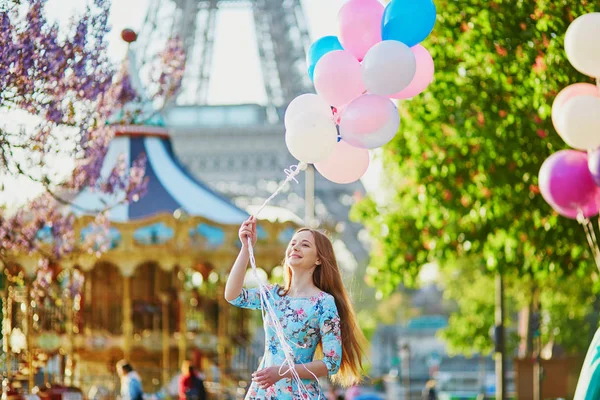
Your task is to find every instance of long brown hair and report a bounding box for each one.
[279,228,367,387]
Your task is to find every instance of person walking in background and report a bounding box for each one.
[422,380,438,400]
[116,360,143,400]
[178,361,207,400]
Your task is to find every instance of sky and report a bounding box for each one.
[1,0,386,205]
[47,0,350,99]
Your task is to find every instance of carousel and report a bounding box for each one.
[0,34,297,398]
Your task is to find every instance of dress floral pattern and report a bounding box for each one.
[228,284,342,399]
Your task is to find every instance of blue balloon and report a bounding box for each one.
[307,36,344,81]
[382,0,436,47]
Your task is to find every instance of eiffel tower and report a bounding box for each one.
[134,0,369,262]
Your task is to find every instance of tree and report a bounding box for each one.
[352,0,600,350]
[436,257,596,356]
[0,0,184,261]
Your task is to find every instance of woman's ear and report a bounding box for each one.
[316,260,321,266]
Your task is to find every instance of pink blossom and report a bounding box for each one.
[0,0,183,264]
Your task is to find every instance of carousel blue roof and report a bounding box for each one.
[70,49,248,225]
[71,130,248,224]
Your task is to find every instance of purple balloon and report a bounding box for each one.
[539,150,599,219]
[588,148,600,186]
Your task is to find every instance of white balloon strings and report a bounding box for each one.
[253,162,307,217]
[245,161,322,397]
[577,80,600,273]
[577,211,600,273]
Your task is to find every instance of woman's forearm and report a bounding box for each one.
[283,360,329,380]
[224,246,250,301]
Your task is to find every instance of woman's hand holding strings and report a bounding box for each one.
[238,215,257,248]
[252,366,282,390]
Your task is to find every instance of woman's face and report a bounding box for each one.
[286,230,320,270]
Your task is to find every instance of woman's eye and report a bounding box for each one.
[302,244,309,247]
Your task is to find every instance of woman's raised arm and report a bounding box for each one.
[224,216,256,302]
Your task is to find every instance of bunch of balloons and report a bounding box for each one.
[284,0,436,184]
[539,12,600,220]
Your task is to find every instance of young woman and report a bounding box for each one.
[225,216,367,399]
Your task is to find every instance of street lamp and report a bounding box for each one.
[400,343,411,400]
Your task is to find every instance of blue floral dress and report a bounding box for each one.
[228,284,342,399]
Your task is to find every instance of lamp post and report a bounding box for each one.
[400,343,411,400]
[495,272,506,400]
[305,165,315,228]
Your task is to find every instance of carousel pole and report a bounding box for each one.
[178,289,187,369]
[16,255,40,391]
[64,267,75,386]
[118,27,139,362]
[2,285,12,380]
[160,293,170,387]
[217,277,227,386]
[26,279,34,392]
[123,273,133,361]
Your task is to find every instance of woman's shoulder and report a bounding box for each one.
[315,290,337,308]
[264,283,285,298]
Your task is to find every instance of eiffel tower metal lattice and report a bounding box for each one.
[136,0,313,115]
[134,0,369,262]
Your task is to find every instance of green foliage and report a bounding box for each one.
[353,0,600,291]
[436,257,596,355]
[437,258,501,356]
[539,272,599,353]
[352,0,600,354]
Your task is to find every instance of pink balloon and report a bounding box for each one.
[315,140,370,184]
[314,50,366,108]
[550,190,600,220]
[539,150,599,219]
[344,94,393,133]
[390,45,435,99]
[340,94,400,149]
[552,83,599,136]
[338,0,384,61]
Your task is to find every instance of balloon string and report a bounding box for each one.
[244,161,322,397]
[578,211,600,272]
[587,219,600,270]
[252,162,307,218]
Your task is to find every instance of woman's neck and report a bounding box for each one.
[288,268,319,296]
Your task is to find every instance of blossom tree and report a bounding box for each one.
[0,0,185,263]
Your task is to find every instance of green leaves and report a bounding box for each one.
[353,0,600,351]
[355,0,599,286]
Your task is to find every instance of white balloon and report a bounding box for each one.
[565,13,600,78]
[561,96,600,151]
[361,40,417,96]
[285,114,338,164]
[284,94,332,131]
